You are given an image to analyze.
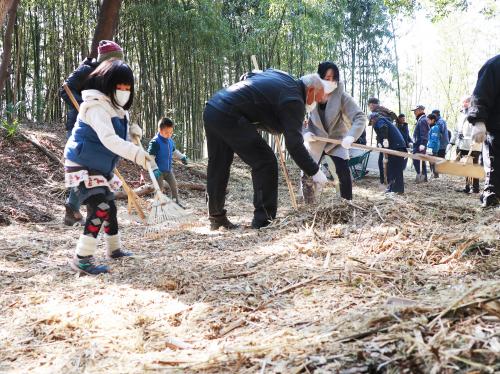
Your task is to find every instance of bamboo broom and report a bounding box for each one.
[133,136,192,237]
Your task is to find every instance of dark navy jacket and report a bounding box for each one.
[412,113,429,148]
[207,69,318,176]
[59,58,99,131]
[373,116,406,150]
[64,116,128,175]
[468,54,500,131]
[397,122,412,147]
[148,133,177,173]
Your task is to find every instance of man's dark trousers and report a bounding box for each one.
[483,130,500,199]
[386,151,406,193]
[203,104,278,225]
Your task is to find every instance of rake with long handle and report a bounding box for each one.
[63,83,146,221]
[134,136,191,237]
[311,136,485,180]
[250,55,298,210]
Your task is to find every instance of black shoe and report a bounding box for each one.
[64,205,84,226]
[251,218,271,229]
[209,215,239,230]
[108,249,133,259]
[455,187,470,193]
[481,194,500,208]
[70,255,109,275]
[175,200,185,209]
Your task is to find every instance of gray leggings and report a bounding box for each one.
[159,171,178,200]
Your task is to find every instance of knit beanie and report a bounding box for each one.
[97,40,124,62]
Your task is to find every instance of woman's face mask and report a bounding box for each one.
[114,89,131,107]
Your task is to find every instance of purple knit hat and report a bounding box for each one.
[97,40,123,62]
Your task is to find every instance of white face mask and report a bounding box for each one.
[305,90,317,113]
[305,101,317,113]
[328,81,338,92]
[114,89,130,107]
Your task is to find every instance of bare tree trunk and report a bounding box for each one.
[0,0,19,95]
[0,0,13,25]
[391,17,401,114]
[88,0,122,59]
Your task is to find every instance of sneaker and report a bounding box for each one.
[209,215,239,230]
[64,205,84,226]
[70,255,109,275]
[108,249,133,259]
[481,194,500,208]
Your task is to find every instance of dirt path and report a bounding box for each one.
[0,128,499,373]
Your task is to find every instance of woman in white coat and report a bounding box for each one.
[450,96,482,193]
[302,61,367,201]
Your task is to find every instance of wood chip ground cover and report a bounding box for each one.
[0,127,499,373]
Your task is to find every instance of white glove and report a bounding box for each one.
[129,124,142,144]
[312,169,328,185]
[341,135,355,149]
[382,139,389,148]
[409,142,413,148]
[419,145,425,152]
[471,122,487,143]
[303,132,316,143]
[445,144,452,153]
[134,149,154,170]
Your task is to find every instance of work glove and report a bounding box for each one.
[409,142,413,148]
[377,143,382,148]
[152,168,161,179]
[129,124,142,145]
[341,135,355,149]
[419,145,425,152]
[134,149,154,170]
[303,132,316,143]
[471,122,487,143]
[312,169,328,185]
[181,155,188,165]
[382,139,389,148]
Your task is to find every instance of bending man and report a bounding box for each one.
[204,69,334,230]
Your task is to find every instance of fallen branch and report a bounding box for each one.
[20,131,63,166]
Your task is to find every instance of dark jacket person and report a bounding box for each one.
[468,54,500,207]
[204,69,333,229]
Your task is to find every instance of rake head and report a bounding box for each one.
[144,192,192,238]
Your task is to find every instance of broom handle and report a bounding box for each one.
[251,54,298,210]
[311,136,442,163]
[63,83,80,111]
[275,135,298,209]
[134,135,163,194]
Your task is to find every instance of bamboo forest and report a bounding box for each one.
[0,0,499,373]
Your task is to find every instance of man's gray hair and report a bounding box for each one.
[300,73,323,90]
